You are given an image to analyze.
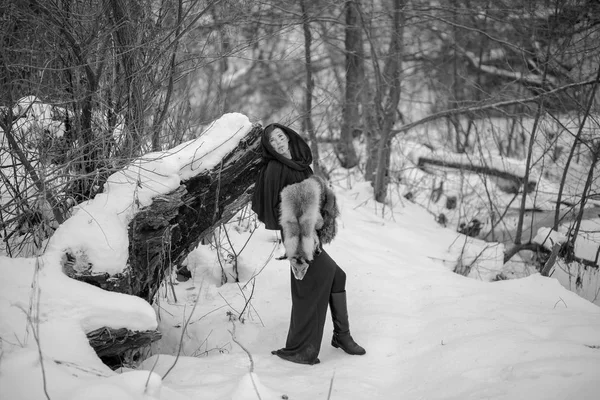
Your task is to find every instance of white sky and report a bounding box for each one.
[1,113,599,400]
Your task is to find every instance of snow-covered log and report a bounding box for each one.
[87,327,162,369]
[417,156,537,194]
[61,120,263,302]
[127,124,263,301]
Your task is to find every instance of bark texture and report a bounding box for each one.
[87,327,162,369]
[65,123,263,303]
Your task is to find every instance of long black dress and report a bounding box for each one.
[277,249,342,364]
[251,124,346,364]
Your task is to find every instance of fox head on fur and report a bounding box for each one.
[290,257,310,280]
[289,243,322,280]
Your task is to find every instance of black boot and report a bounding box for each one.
[329,291,366,355]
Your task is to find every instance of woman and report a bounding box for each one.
[251,123,366,365]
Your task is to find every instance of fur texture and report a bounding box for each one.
[316,176,339,245]
[279,175,339,280]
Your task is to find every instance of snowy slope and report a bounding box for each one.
[139,183,600,400]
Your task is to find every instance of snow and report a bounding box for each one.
[11,96,66,139]
[573,219,600,262]
[533,220,600,305]
[0,253,158,400]
[534,227,568,250]
[1,113,600,400]
[144,188,600,400]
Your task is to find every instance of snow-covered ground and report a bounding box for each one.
[143,185,600,400]
[1,113,599,399]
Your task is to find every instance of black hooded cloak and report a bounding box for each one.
[251,123,346,365]
[251,123,314,230]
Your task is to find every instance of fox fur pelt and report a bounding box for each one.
[279,175,339,279]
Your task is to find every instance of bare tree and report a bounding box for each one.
[0,0,244,255]
[360,0,406,203]
[336,0,363,169]
[300,0,325,177]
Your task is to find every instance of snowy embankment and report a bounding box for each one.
[393,124,600,304]
[1,113,599,399]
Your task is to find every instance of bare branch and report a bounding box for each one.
[392,78,599,135]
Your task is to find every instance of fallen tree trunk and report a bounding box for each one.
[504,240,599,270]
[65,124,264,302]
[87,327,162,369]
[71,123,263,367]
[127,124,263,302]
[417,156,536,194]
[56,120,263,368]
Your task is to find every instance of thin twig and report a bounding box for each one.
[327,371,336,400]
[229,321,262,400]
[190,330,213,357]
[553,297,567,309]
[52,359,109,377]
[18,260,51,400]
[162,280,203,380]
[208,155,227,232]
[213,231,227,285]
[241,241,278,290]
[28,312,51,400]
[238,278,257,322]
[248,302,265,328]
[189,304,228,325]
[29,257,51,400]
[222,225,239,282]
[144,354,160,394]
[218,292,240,315]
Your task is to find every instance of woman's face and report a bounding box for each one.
[269,128,292,158]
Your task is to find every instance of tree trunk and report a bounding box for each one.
[336,0,362,169]
[64,124,264,302]
[108,0,144,158]
[300,0,324,178]
[373,0,405,203]
[514,41,551,245]
[151,0,184,152]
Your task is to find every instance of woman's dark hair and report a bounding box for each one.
[261,124,289,158]
[260,123,312,166]
[264,124,289,138]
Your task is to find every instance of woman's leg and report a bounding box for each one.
[331,265,346,293]
[329,264,366,355]
[272,249,337,364]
